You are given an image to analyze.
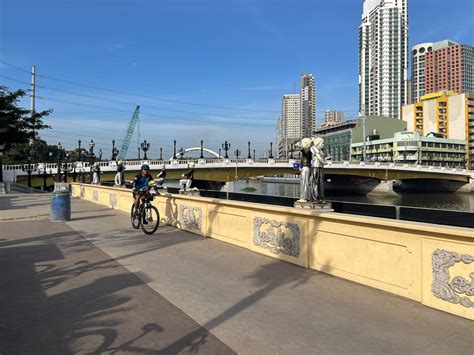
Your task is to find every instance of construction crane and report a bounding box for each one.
[117,105,140,161]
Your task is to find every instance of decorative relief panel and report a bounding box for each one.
[92,190,99,202]
[432,249,474,308]
[109,193,117,208]
[253,217,300,258]
[178,204,202,231]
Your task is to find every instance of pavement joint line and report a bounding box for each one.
[0,214,50,222]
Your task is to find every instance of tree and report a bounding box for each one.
[0,86,52,163]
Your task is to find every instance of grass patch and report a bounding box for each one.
[241,187,257,192]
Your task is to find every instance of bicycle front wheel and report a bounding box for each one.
[131,204,141,229]
[141,205,160,235]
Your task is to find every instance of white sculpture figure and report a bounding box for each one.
[296,138,313,202]
[92,163,101,185]
[310,137,326,202]
[156,164,166,188]
[114,160,125,186]
[179,163,195,192]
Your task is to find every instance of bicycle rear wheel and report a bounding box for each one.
[141,205,160,235]
[130,204,141,229]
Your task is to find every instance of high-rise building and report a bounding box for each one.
[277,94,301,158]
[424,40,474,95]
[322,110,344,128]
[359,0,408,118]
[411,42,433,103]
[402,91,474,169]
[300,73,316,137]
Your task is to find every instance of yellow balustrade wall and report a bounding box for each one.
[70,183,474,320]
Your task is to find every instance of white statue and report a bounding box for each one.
[92,163,101,185]
[310,137,326,202]
[114,160,125,186]
[296,138,313,202]
[179,163,195,192]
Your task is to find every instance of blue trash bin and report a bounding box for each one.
[51,190,71,222]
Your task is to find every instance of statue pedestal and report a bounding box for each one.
[179,189,200,196]
[294,200,333,211]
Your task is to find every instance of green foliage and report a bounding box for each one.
[3,139,59,164]
[0,86,53,164]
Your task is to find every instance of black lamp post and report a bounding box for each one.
[63,153,73,183]
[111,139,119,161]
[200,140,204,159]
[159,147,163,161]
[173,140,177,159]
[0,143,5,184]
[98,149,103,161]
[56,142,63,182]
[247,141,251,159]
[253,149,256,160]
[269,142,274,159]
[222,141,231,159]
[22,156,37,188]
[218,148,221,159]
[140,140,150,160]
[38,164,48,191]
[234,149,241,159]
[89,139,95,182]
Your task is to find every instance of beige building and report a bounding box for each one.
[322,110,344,128]
[300,73,316,138]
[277,94,301,158]
[401,91,474,169]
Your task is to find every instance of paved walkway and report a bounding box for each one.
[0,194,472,354]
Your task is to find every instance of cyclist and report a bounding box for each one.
[133,164,154,223]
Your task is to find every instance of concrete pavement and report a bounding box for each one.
[0,194,472,354]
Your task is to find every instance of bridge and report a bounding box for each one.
[4,158,474,193]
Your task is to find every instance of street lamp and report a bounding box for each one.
[62,153,73,183]
[98,149,103,161]
[56,142,63,182]
[234,149,241,159]
[222,141,231,159]
[173,140,177,160]
[159,147,163,161]
[218,148,221,159]
[200,140,204,159]
[253,149,256,160]
[111,139,119,161]
[89,139,95,183]
[38,163,48,191]
[22,156,37,188]
[269,142,274,159]
[247,141,251,159]
[140,140,150,160]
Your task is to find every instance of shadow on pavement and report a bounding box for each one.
[0,221,235,354]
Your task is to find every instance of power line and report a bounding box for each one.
[37,96,276,127]
[1,60,280,113]
[1,60,360,114]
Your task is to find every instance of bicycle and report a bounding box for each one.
[130,185,160,235]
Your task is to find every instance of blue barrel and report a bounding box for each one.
[51,191,71,222]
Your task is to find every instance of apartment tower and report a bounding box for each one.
[300,73,316,138]
[359,0,408,118]
[424,40,474,95]
[278,94,301,158]
[411,42,433,103]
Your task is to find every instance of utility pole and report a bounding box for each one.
[31,65,36,138]
[362,115,367,162]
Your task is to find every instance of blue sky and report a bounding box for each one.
[1,0,473,159]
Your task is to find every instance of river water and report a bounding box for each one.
[227,180,474,212]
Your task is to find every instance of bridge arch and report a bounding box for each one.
[169,147,220,160]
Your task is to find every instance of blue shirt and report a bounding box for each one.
[133,173,153,192]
